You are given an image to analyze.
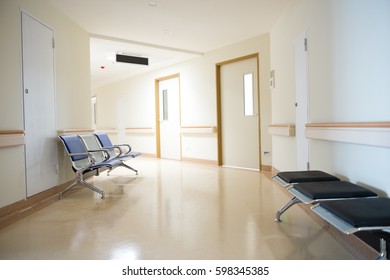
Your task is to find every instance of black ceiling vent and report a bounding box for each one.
[116,54,149,66]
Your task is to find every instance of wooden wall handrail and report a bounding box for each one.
[268,124,294,128]
[181,125,216,129]
[268,124,295,137]
[126,127,154,130]
[306,122,390,149]
[0,130,25,147]
[306,122,390,128]
[95,128,118,134]
[0,130,24,135]
[57,129,94,135]
[126,127,155,134]
[180,126,217,133]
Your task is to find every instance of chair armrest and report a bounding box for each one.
[102,145,123,158]
[68,152,97,170]
[69,152,95,162]
[81,148,112,162]
[115,144,132,155]
[104,144,132,156]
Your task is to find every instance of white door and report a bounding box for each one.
[220,57,259,169]
[159,77,181,160]
[294,31,310,170]
[22,12,58,196]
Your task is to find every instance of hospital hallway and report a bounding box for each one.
[0,156,360,260]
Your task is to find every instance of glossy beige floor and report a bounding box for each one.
[0,157,355,260]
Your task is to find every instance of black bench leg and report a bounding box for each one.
[377,238,387,260]
[373,231,390,260]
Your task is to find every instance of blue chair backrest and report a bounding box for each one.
[95,133,113,149]
[59,135,88,161]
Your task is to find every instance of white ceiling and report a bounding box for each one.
[47,0,290,88]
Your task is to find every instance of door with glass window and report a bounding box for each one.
[219,56,259,169]
[158,76,181,160]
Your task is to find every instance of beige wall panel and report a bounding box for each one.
[0,147,26,208]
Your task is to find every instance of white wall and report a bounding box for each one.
[270,0,390,195]
[0,0,91,207]
[94,35,273,165]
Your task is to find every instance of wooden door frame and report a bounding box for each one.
[215,53,261,168]
[155,73,181,158]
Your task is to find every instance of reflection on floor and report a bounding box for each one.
[0,157,355,260]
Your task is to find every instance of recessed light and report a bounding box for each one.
[147,1,159,7]
[163,29,173,35]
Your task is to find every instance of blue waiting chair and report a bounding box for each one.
[58,135,122,199]
[79,133,139,175]
[94,132,140,175]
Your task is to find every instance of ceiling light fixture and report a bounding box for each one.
[147,1,159,7]
[163,29,173,35]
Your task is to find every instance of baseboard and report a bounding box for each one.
[181,157,218,165]
[261,164,273,172]
[138,153,156,158]
[271,166,280,174]
[0,180,73,230]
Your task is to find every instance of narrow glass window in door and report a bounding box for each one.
[162,89,168,121]
[244,73,257,116]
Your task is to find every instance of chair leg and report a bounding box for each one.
[120,162,138,175]
[107,162,138,175]
[79,179,105,199]
[275,197,301,222]
[59,179,78,199]
[59,174,105,199]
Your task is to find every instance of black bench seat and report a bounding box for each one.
[273,170,340,187]
[312,197,390,259]
[275,180,377,222]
